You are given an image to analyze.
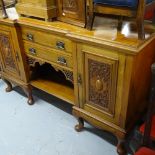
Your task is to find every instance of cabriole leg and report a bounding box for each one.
[75,117,84,132]
[117,137,127,155]
[22,85,34,105]
[3,79,12,92]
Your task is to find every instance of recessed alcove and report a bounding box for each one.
[29,61,74,105]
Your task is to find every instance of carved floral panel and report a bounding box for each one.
[88,59,111,108]
[0,34,17,72]
[87,58,118,115]
[27,56,74,83]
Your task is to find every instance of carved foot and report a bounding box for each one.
[3,79,12,92]
[117,139,127,155]
[27,97,34,105]
[22,85,34,105]
[75,118,84,132]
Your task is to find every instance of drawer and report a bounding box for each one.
[22,27,73,53]
[24,41,73,69]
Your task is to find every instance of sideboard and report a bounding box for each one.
[0,17,155,155]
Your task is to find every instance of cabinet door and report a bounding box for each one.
[57,0,86,27]
[0,30,20,79]
[77,46,125,124]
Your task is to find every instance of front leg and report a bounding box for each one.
[22,85,34,105]
[2,78,12,92]
[117,137,127,155]
[75,117,84,132]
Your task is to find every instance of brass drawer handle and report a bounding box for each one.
[56,41,65,50]
[27,33,34,41]
[57,57,67,66]
[29,48,36,55]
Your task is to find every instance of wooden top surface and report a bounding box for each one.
[1,16,155,55]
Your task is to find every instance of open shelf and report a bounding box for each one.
[31,79,74,105]
[30,63,74,105]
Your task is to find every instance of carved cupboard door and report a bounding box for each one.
[0,30,21,79]
[76,45,125,124]
[57,0,86,27]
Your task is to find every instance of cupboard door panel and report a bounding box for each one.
[85,53,118,117]
[0,31,20,78]
[85,54,118,116]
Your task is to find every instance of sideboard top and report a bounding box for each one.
[1,17,155,55]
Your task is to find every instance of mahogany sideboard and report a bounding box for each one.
[0,18,155,155]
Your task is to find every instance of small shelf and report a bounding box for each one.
[30,63,75,105]
[31,79,74,105]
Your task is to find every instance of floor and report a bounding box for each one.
[0,80,123,155]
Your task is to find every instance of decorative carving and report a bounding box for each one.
[63,0,78,12]
[95,77,103,91]
[52,65,74,83]
[62,69,73,83]
[27,57,45,67]
[0,34,16,70]
[27,56,73,83]
[88,59,111,109]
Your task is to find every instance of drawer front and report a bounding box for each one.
[24,42,73,69]
[22,28,73,53]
